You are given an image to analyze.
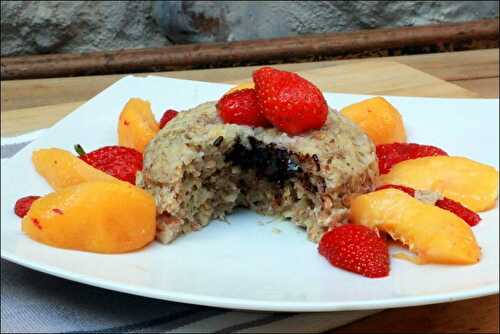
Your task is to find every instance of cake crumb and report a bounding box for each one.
[272,227,282,234]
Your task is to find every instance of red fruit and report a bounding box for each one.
[14,196,40,218]
[253,67,328,135]
[75,145,143,184]
[376,143,448,174]
[436,197,481,227]
[318,224,390,278]
[376,184,481,227]
[216,89,270,127]
[376,184,416,197]
[159,109,178,129]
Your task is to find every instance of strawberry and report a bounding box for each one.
[253,67,328,135]
[435,197,481,227]
[319,224,390,278]
[216,89,270,127]
[14,195,40,218]
[376,184,481,227]
[75,145,143,184]
[159,109,178,129]
[376,143,448,174]
[376,184,416,197]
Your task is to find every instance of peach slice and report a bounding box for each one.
[226,82,255,95]
[22,181,156,253]
[118,98,159,153]
[341,96,407,145]
[350,189,481,265]
[32,148,117,190]
[378,156,499,212]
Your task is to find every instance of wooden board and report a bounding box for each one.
[1,61,476,136]
[2,56,483,112]
[331,294,499,333]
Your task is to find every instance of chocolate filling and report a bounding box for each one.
[225,136,303,183]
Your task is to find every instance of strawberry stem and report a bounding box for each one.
[74,144,86,157]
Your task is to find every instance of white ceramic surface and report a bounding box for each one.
[1,76,499,312]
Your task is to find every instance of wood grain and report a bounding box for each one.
[453,77,500,98]
[0,61,476,136]
[230,61,477,97]
[5,51,494,112]
[396,49,499,81]
[1,102,84,136]
[332,295,499,333]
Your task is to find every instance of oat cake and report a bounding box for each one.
[137,101,378,244]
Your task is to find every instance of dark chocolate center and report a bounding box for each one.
[225,136,302,183]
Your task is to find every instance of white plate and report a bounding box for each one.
[1,76,499,312]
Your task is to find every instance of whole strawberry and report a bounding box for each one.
[253,67,328,135]
[376,143,448,174]
[216,89,270,127]
[319,224,390,278]
[14,195,40,218]
[75,145,143,184]
[159,109,178,129]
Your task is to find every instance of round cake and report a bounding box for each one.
[137,101,378,244]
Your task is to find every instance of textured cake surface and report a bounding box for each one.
[137,101,378,243]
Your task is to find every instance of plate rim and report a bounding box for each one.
[2,76,499,312]
[2,250,498,312]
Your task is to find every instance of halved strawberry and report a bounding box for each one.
[159,109,178,129]
[376,143,448,174]
[14,196,41,218]
[376,184,481,227]
[253,67,328,135]
[376,184,416,197]
[319,224,390,278]
[435,197,481,227]
[75,145,143,184]
[216,88,270,127]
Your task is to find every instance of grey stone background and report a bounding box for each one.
[1,1,498,57]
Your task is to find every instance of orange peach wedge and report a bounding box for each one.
[350,189,481,265]
[33,148,117,190]
[118,98,159,153]
[341,96,407,145]
[22,181,156,253]
[378,156,499,212]
[226,82,255,95]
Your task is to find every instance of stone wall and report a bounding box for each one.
[153,1,499,43]
[1,1,498,56]
[1,1,169,56]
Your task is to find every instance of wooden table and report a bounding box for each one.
[1,49,499,333]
